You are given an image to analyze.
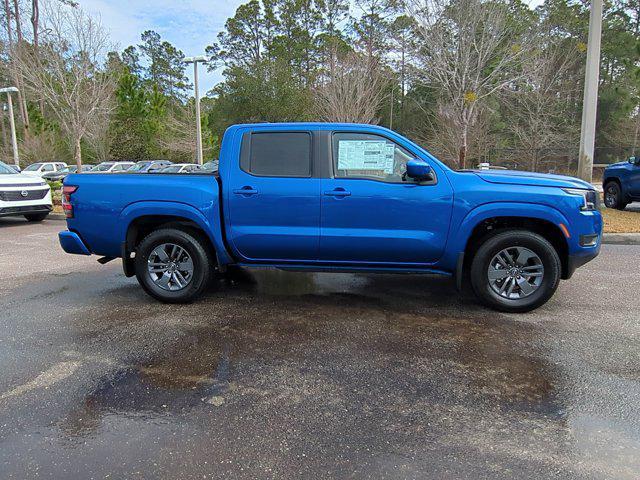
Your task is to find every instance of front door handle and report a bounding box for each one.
[233,186,258,196]
[323,188,351,197]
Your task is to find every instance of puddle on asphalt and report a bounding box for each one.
[53,268,564,445]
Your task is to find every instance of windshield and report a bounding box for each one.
[59,166,77,173]
[128,162,151,171]
[161,166,182,173]
[24,163,43,171]
[0,161,17,174]
[94,162,114,172]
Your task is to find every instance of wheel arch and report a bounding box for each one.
[119,202,232,276]
[463,216,569,279]
[450,203,571,280]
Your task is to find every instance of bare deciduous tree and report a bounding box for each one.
[3,0,31,137]
[314,51,387,123]
[503,44,582,171]
[16,2,115,170]
[409,0,530,168]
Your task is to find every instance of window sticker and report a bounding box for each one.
[338,140,395,174]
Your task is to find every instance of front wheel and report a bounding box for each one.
[604,181,627,210]
[134,228,214,303]
[470,231,561,313]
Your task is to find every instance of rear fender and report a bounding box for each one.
[118,201,233,266]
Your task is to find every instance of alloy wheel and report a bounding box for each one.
[487,246,544,300]
[147,243,194,291]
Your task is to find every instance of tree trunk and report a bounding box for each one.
[12,0,21,42]
[458,123,468,170]
[0,110,7,147]
[74,136,82,172]
[3,0,13,46]
[31,0,44,115]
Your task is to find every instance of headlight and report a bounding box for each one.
[563,188,598,211]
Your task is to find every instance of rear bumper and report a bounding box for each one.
[0,204,52,217]
[59,230,91,255]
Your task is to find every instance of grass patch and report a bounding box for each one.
[601,207,640,233]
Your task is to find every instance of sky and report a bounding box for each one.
[79,0,546,95]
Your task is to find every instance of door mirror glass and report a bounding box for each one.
[630,156,640,165]
[405,159,433,182]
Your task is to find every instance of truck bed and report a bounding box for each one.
[64,172,221,258]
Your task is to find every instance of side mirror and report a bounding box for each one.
[405,159,433,182]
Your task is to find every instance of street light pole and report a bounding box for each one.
[577,0,603,183]
[184,55,208,165]
[0,87,20,168]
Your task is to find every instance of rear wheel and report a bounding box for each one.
[470,231,561,313]
[604,181,627,210]
[134,228,214,303]
[24,212,49,222]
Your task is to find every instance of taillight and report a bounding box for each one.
[62,185,78,218]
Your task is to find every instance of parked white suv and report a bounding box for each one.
[0,161,52,221]
[21,162,68,177]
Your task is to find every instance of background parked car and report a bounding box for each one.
[603,155,640,210]
[159,163,202,173]
[42,165,81,181]
[202,160,218,172]
[127,160,173,173]
[21,162,68,177]
[0,161,52,221]
[89,161,135,173]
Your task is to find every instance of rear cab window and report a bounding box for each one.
[241,132,312,177]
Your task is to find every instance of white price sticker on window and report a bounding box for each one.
[338,140,395,174]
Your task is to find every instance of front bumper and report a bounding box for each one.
[0,204,52,217]
[59,231,91,255]
[565,248,600,279]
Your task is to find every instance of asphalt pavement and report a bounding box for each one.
[0,216,639,479]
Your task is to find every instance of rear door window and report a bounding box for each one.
[243,132,311,177]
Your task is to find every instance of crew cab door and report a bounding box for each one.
[226,130,320,262]
[320,131,453,264]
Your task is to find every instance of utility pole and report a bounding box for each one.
[0,86,20,167]
[184,55,208,165]
[577,0,603,183]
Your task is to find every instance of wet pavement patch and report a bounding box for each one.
[1,262,639,478]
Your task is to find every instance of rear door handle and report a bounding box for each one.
[233,186,258,196]
[323,188,351,197]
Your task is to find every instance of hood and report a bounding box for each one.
[473,170,594,190]
[0,173,48,186]
[604,161,627,169]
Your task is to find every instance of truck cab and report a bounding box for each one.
[58,123,602,313]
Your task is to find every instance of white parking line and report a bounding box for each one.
[0,361,81,401]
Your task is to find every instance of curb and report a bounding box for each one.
[602,233,640,245]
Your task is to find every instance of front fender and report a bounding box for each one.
[442,202,571,268]
[118,201,233,265]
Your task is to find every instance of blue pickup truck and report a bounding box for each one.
[59,123,602,312]
[603,156,640,210]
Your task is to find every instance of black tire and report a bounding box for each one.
[603,181,627,210]
[134,228,214,303]
[470,231,561,313]
[24,212,49,222]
